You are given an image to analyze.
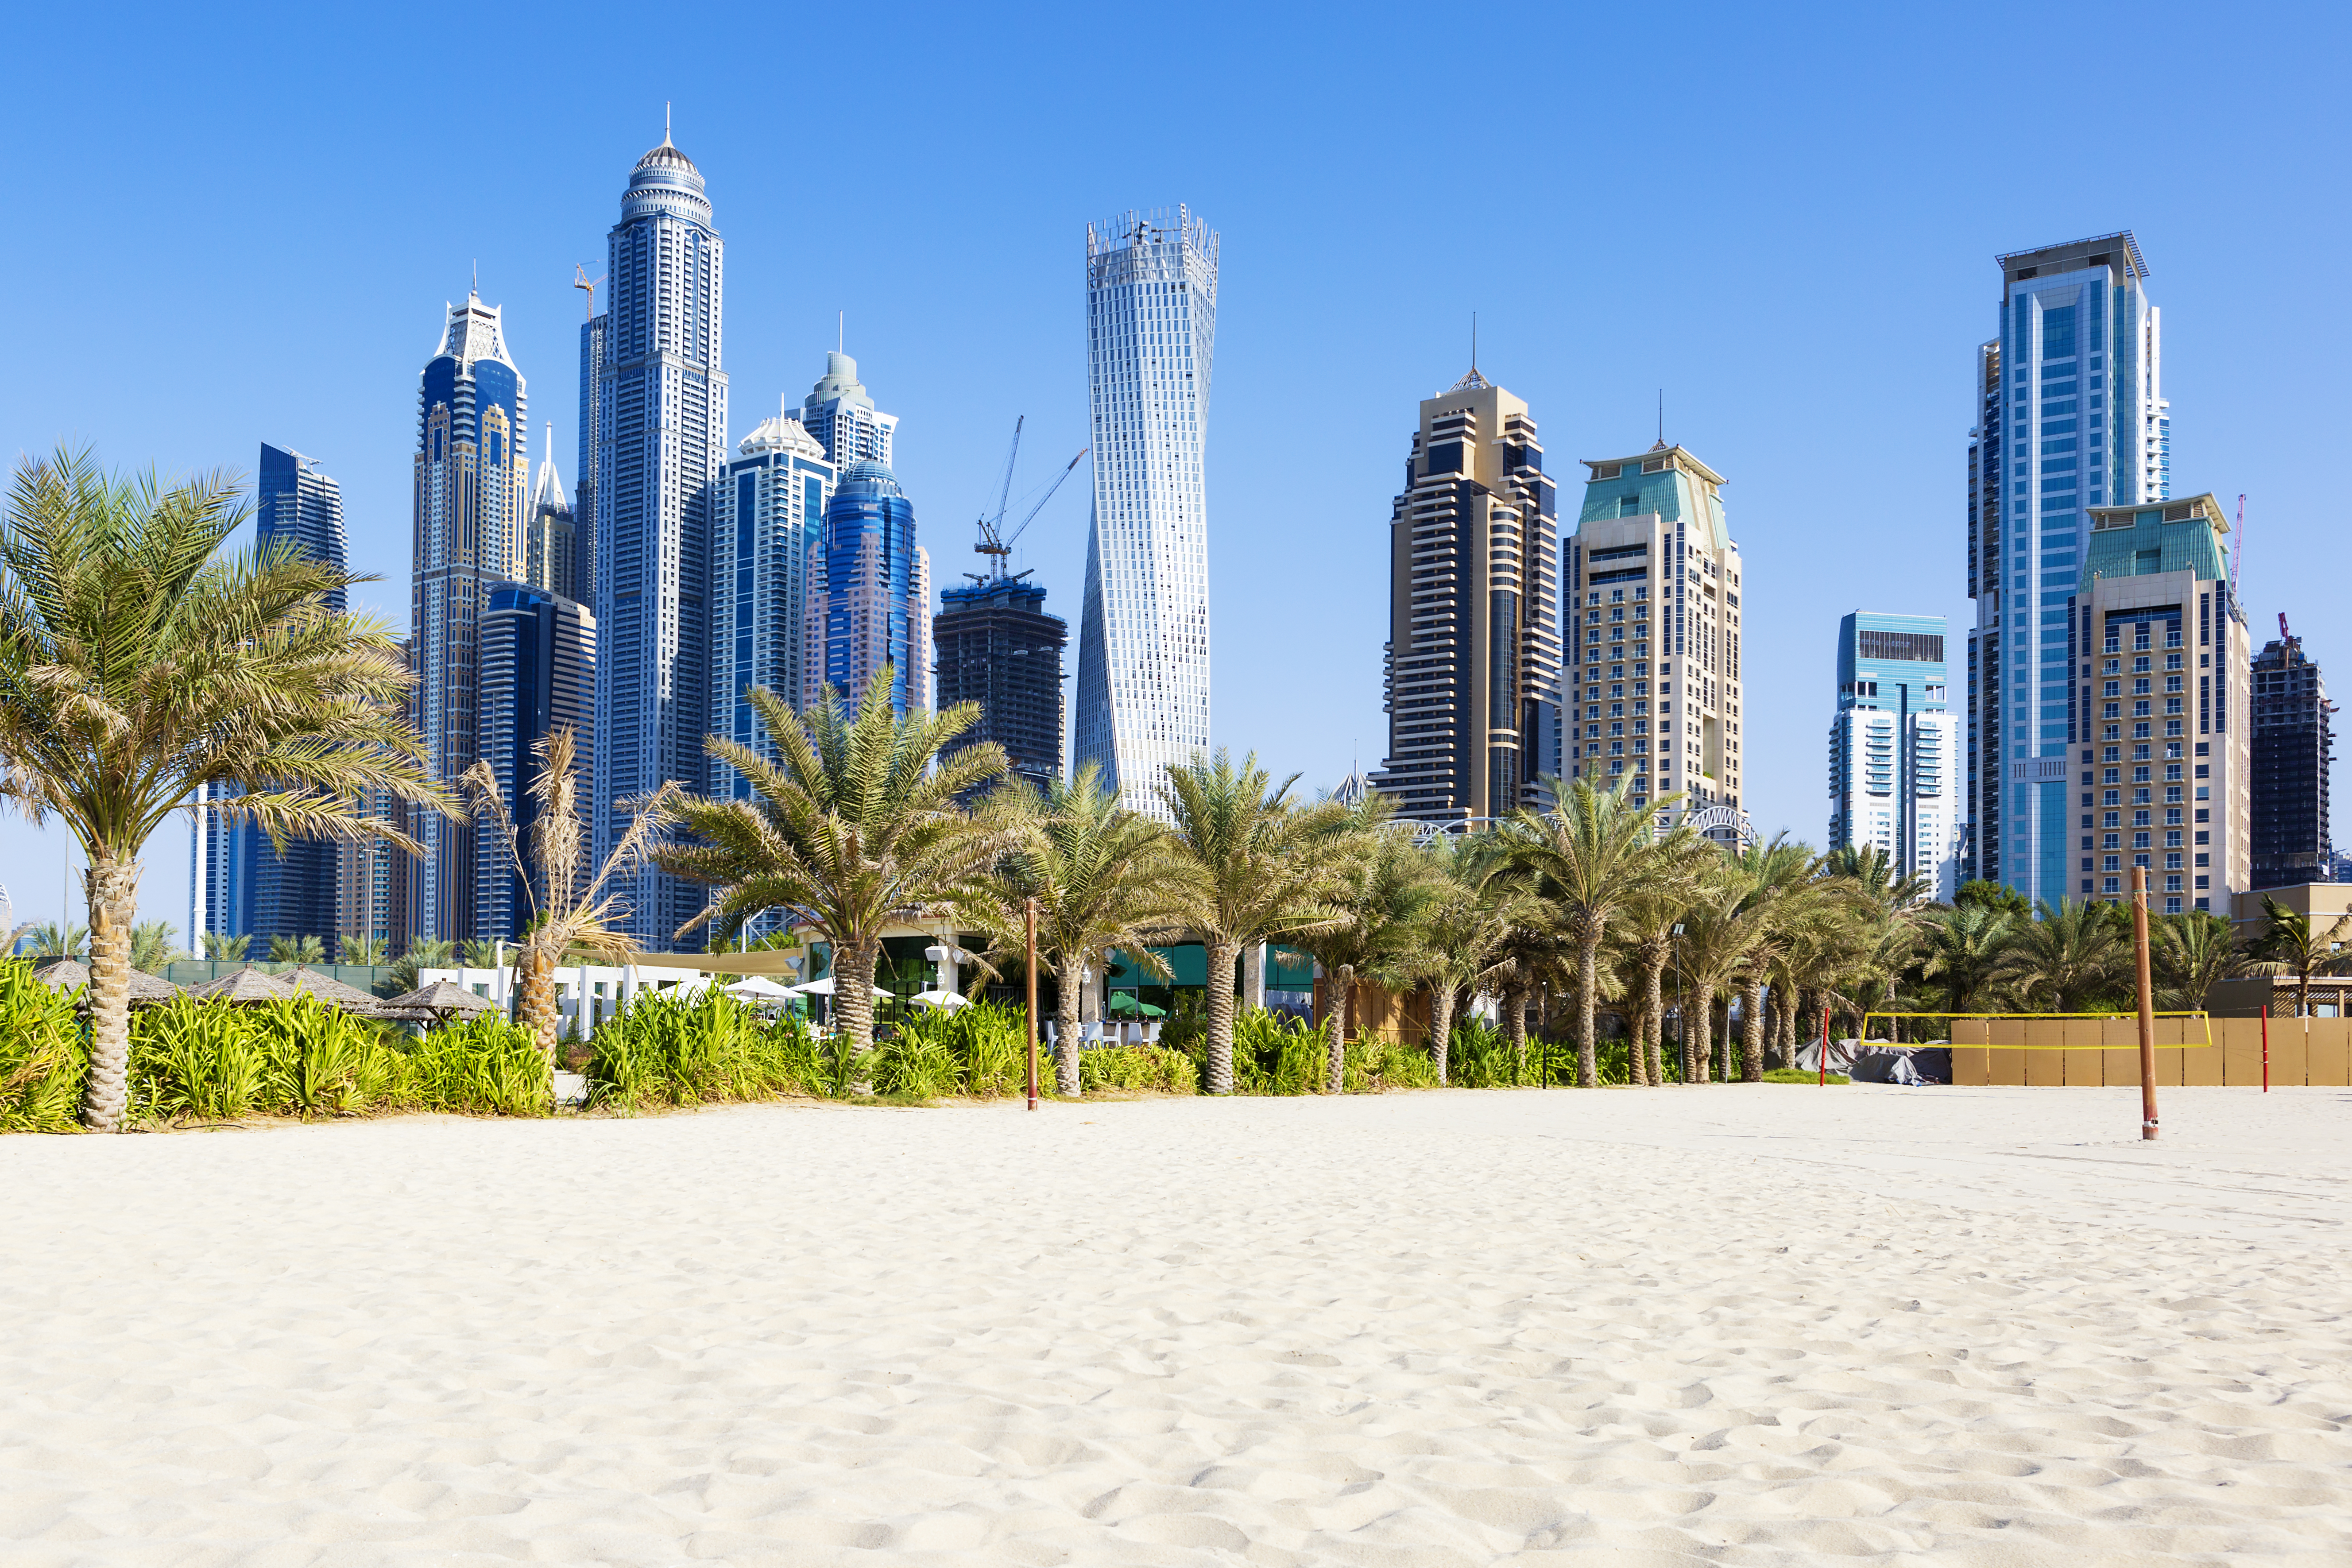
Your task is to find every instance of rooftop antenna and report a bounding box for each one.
[838,310,844,355]
[1470,311,1477,376]
[664,102,672,145]
[472,258,478,297]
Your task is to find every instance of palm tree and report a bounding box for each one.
[976,764,1181,1096]
[0,449,441,1130]
[388,936,454,992]
[269,933,328,965]
[1296,799,1442,1093]
[201,931,250,961]
[2247,894,2352,1017]
[339,934,388,966]
[1157,750,1351,1095]
[1505,777,1690,1087]
[654,678,1011,1064]
[1819,844,1931,911]
[1385,831,1522,1084]
[1672,866,1761,1084]
[1613,869,1703,1086]
[2153,909,2243,1012]
[1725,835,1824,1081]
[24,921,88,959]
[1996,898,2131,1014]
[1916,900,2018,1016]
[462,724,678,1061]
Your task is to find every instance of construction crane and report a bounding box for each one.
[573,263,606,319]
[2280,612,2296,645]
[2229,493,2246,598]
[971,417,1087,581]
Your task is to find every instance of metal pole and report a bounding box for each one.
[2261,1003,2270,1092]
[1024,896,1040,1111]
[2131,866,2158,1140]
[1817,1003,1829,1086]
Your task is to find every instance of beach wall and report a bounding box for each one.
[1950,1015,2352,1086]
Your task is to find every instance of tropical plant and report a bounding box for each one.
[201,931,250,961]
[268,933,328,966]
[1722,835,1827,1081]
[1078,1043,1198,1095]
[654,677,1012,1066]
[2153,909,2244,1012]
[1670,866,1761,1085]
[458,937,503,969]
[1917,900,2018,1014]
[128,919,179,973]
[464,725,681,1063]
[1820,844,1932,911]
[1505,776,1687,1087]
[1295,796,1441,1093]
[23,921,87,959]
[387,937,455,992]
[1954,879,2033,918]
[1156,750,1352,1095]
[403,1013,550,1116]
[974,764,1180,1096]
[2246,895,2352,1017]
[0,956,85,1131]
[1612,838,1713,1085]
[1385,831,1524,1084]
[586,986,813,1110]
[0,447,443,1131]
[339,934,388,966]
[1995,898,2131,1014]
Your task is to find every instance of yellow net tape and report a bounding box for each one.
[1858,1011,2214,1050]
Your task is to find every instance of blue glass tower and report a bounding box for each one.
[1964,232,2168,904]
[476,585,596,941]
[1829,612,1959,898]
[710,407,834,796]
[810,460,930,717]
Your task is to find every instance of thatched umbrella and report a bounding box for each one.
[184,964,301,1005]
[284,966,386,1016]
[30,957,181,1007]
[377,979,498,1026]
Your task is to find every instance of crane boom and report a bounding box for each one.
[1000,448,1089,552]
[2229,493,2245,596]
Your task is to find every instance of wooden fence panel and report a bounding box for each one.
[2025,1018,2065,1085]
[1989,1018,2027,1085]
[2101,1017,2140,1085]
[2182,1014,2223,1085]
[1951,1019,1988,1085]
[2218,1018,2263,1087]
[2306,1019,2352,1087]
[2062,1020,2106,1086]
[2268,1021,2309,1087]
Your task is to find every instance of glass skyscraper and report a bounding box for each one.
[408,295,528,944]
[800,351,896,472]
[525,426,580,604]
[809,460,930,718]
[592,127,727,951]
[711,405,835,794]
[476,584,595,941]
[1829,612,1960,899]
[1075,207,1217,816]
[1965,232,2170,904]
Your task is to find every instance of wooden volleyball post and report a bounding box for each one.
[1024,897,1040,1112]
[2131,866,2158,1140]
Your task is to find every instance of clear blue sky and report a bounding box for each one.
[3,0,2344,937]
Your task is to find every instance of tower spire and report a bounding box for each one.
[663,101,672,146]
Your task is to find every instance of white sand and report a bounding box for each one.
[2,1085,2347,1566]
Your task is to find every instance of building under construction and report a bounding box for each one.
[936,576,1067,789]
[2250,623,2333,889]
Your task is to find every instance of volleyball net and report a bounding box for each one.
[1856,1011,2214,1049]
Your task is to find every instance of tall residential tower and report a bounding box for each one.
[593,128,727,950]
[1828,612,1961,899]
[2248,627,2328,889]
[408,296,528,944]
[1373,369,1562,821]
[710,405,835,795]
[808,461,930,716]
[1075,208,1217,815]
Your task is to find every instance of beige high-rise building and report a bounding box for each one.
[1372,368,1563,822]
[1565,444,1746,831]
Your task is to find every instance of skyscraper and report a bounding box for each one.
[1565,445,1746,827]
[194,444,352,951]
[1372,370,1562,821]
[800,351,896,470]
[525,426,579,603]
[576,309,603,607]
[2248,627,2329,889]
[710,406,835,796]
[593,127,727,951]
[477,584,596,941]
[1075,207,1217,815]
[808,461,930,716]
[1963,232,2170,901]
[407,292,528,944]
[1828,612,1961,899]
[2077,494,2248,914]
[936,575,1068,790]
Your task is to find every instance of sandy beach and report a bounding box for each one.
[2,1085,2346,1566]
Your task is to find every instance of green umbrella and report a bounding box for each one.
[1107,993,1166,1017]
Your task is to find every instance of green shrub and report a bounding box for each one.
[587,987,813,1111]
[1762,1067,1847,1084]
[1078,1044,1198,1095]
[0,958,85,1132]
[132,993,411,1121]
[405,1014,551,1116]
[1346,1036,1443,1092]
[878,1001,1035,1100]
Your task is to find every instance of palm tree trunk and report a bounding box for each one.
[1644,954,1667,1086]
[1688,985,1711,1084]
[518,946,561,1061]
[1503,983,1529,1085]
[1326,964,1353,1095]
[1204,939,1239,1095]
[834,938,882,1062]
[1577,937,1601,1088]
[81,855,139,1132]
[1428,983,1455,1085]
[1056,954,1085,1097]
[1742,978,1766,1081]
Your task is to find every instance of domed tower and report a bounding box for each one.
[592,121,728,951]
[808,459,931,720]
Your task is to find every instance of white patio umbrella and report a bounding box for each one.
[788,975,893,999]
[723,974,800,1000]
[909,989,971,1009]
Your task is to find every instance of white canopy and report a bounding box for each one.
[788,975,892,999]
[724,974,800,999]
[909,989,971,1009]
